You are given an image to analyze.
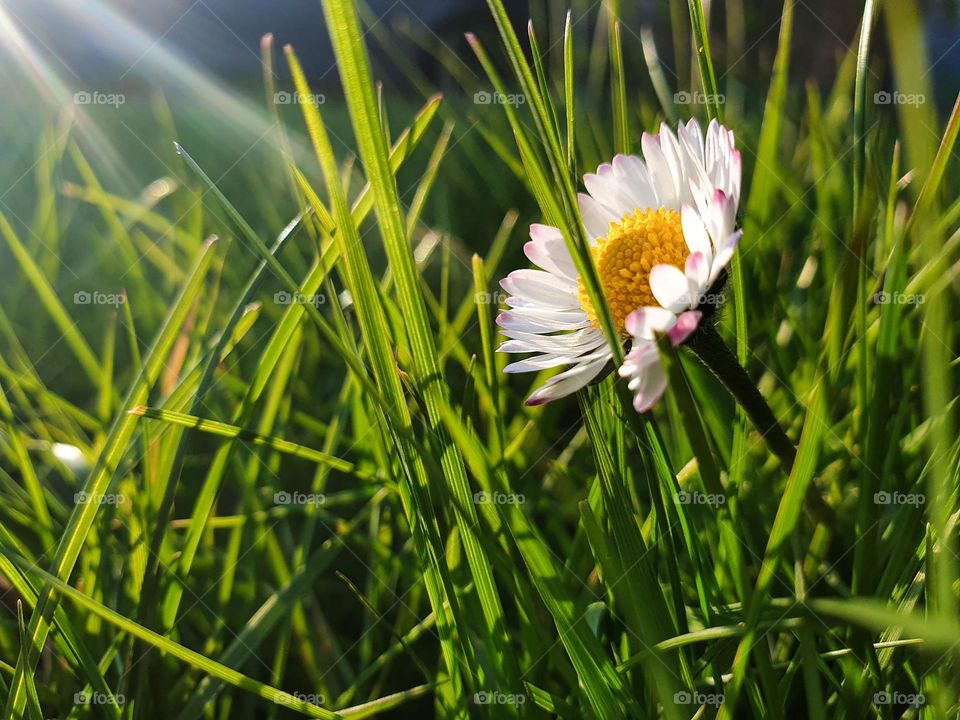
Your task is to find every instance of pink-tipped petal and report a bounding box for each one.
[624,306,676,341]
[668,310,702,346]
[685,251,709,290]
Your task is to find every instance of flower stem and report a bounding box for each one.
[686,323,797,471]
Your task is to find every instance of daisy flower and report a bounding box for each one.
[497,119,742,410]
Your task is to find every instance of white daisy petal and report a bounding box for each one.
[497,327,607,353]
[578,192,616,241]
[526,357,609,406]
[633,361,668,413]
[641,131,678,209]
[618,340,668,412]
[584,163,637,219]
[679,119,705,165]
[504,348,611,373]
[658,122,688,205]
[624,306,676,341]
[709,230,742,284]
[650,264,695,312]
[619,340,655,377]
[499,306,588,324]
[611,154,657,210]
[680,204,712,261]
[525,224,577,280]
[685,252,709,292]
[498,118,742,411]
[496,312,590,333]
[500,270,578,309]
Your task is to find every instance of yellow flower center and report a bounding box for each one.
[578,207,688,333]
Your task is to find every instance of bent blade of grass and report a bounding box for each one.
[809,598,960,655]
[130,406,376,481]
[3,552,343,720]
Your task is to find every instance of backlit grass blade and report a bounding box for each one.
[685,0,722,121]
[130,406,375,481]
[285,45,476,714]
[315,0,523,701]
[3,238,219,720]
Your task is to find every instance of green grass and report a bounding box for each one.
[0,0,958,717]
